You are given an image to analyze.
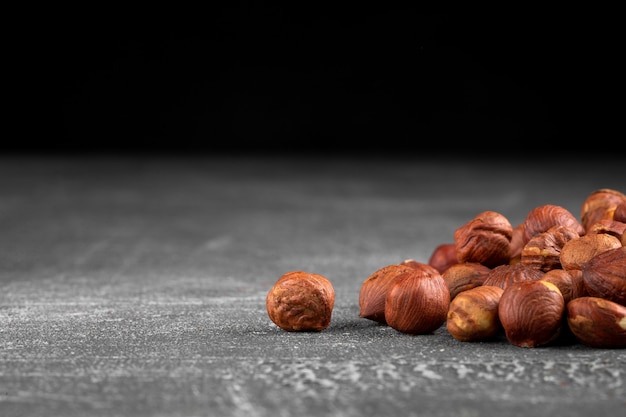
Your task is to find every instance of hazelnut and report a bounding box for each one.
[587,219,626,242]
[498,280,565,348]
[442,262,491,300]
[427,243,459,274]
[520,225,580,272]
[446,285,504,342]
[522,204,585,246]
[384,266,450,335]
[544,269,585,302]
[581,246,626,305]
[540,269,585,305]
[566,296,626,348]
[482,262,544,290]
[266,271,335,331]
[614,203,626,223]
[559,233,622,271]
[453,211,513,268]
[358,264,415,324]
[509,223,526,264]
[580,188,626,233]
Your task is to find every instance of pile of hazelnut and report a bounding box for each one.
[266,188,626,349]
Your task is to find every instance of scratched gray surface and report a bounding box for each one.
[0,154,625,417]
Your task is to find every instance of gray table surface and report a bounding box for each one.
[1,154,625,417]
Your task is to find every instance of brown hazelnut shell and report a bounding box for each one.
[454,211,513,268]
[446,285,504,342]
[384,268,450,335]
[582,247,626,305]
[442,262,491,300]
[560,233,622,271]
[427,243,459,274]
[540,269,585,305]
[520,225,580,272]
[614,203,626,223]
[482,262,544,290]
[358,264,415,324]
[509,223,526,263]
[580,188,626,233]
[522,204,584,246]
[567,296,626,348]
[587,219,626,242]
[498,280,565,348]
[266,271,335,332]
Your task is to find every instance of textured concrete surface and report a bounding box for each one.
[0,154,625,417]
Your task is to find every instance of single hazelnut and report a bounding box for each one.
[559,233,622,271]
[614,203,626,223]
[522,204,585,246]
[540,269,585,305]
[446,285,504,342]
[442,262,491,300]
[358,264,415,324]
[453,211,513,268]
[581,246,626,305]
[384,267,450,335]
[520,225,580,272]
[266,271,335,331]
[587,219,626,242]
[498,280,565,348]
[482,262,544,290]
[509,223,526,264]
[566,296,626,348]
[427,243,459,274]
[580,188,626,233]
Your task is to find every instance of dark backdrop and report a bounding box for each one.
[15,10,624,156]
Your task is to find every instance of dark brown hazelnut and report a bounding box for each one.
[482,262,544,290]
[522,204,584,246]
[454,211,513,268]
[567,296,626,348]
[266,271,335,332]
[442,262,491,300]
[498,280,565,348]
[358,264,415,324]
[582,247,626,305]
[385,267,450,335]
[520,225,580,272]
[427,243,459,274]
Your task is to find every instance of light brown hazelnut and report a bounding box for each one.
[446,285,504,342]
[482,262,544,290]
[522,204,584,246]
[427,243,459,274]
[266,271,335,332]
[520,225,580,272]
[566,296,626,348]
[454,211,513,268]
[442,262,491,300]
[384,267,450,334]
[559,233,622,271]
[580,188,626,233]
[581,246,626,305]
[358,264,415,324]
[498,280,565,348]
[540,269,585,304]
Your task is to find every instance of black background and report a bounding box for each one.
[14,10,624,156]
